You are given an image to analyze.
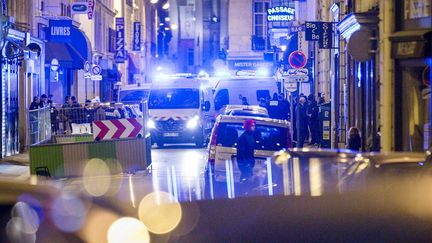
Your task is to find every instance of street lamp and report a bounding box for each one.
[162,2,169,9]
[150,0,158,4]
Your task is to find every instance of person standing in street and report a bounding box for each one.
[237,119,257,182]
[29,96,41,110]
[93,100,106,121]
[241,96,250,106]
[307,94,320,145]
[267,93,280,119]
[60,96,73,133]
[278,93,290,120]
[296,96,309,148]
[348,127,362,151]
[40,94,49,108]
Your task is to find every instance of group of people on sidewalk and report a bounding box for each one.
[235,93,367,186]
[248,92,325,148]
[29,95,133,135]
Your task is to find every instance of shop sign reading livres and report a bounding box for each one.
[48,20,72,42]
[267,6,295,22]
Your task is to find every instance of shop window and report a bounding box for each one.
[252,0,269,51]
[108,28,116,53]
[67,5,71,17]
[60,3,66,16]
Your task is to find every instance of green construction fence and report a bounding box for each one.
[30,135,151,178]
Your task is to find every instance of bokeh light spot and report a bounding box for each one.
[83,159,112,197]
[138,191,182,234]
[108,217,150,243]
[51,194,87,232]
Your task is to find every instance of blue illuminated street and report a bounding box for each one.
[0,0,430,242]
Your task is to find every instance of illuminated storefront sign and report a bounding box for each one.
[267,6,295,22]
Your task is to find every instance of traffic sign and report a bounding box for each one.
[93,118,143,141]
[50,58,59,71]
[289,51,307,69]
[91,65,102,75]
[84,61,91,72]
[283,68,309,77]
[284,81,297,92]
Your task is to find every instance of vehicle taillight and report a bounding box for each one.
[208,121,219,167]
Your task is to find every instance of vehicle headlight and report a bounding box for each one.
[147,120,156,129]
[187,116,200,129]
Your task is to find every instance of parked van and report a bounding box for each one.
[117,83,151,117]
[213,76,278,112]
[118,83,151,104]
[147,75,215,147]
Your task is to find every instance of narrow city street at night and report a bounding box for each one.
[0,0,431,242]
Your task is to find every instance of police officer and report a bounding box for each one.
[267,93,280,119]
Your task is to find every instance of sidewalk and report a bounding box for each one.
[0,152,30,166]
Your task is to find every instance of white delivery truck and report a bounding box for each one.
[147,75,215,147]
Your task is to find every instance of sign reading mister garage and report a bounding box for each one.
[267,6,295,22]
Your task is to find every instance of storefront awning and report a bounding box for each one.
[44,26,92,69]
[45,42,84,69]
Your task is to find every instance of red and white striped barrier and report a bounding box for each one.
[93,118,143,141]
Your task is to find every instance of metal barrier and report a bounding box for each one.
[28,107,52,145]
[29,101,152,178]
[50,103,139,135]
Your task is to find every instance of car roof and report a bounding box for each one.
[229,110,269,118]
[225,105,268,114]
[218,115,289,127]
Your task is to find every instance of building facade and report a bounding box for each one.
[314,0,431,152]
[0,0,46,157]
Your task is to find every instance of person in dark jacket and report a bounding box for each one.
[278,93,290,120]
[29,96,40,110]
[307,94,319,145]
[40,94,49,108]
[348,127,362,151]
[267,93,280,119]
[296,96,309,148]
[237,119,257,181]
[241,97,249,106]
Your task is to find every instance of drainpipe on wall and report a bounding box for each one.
[379,0,394,152]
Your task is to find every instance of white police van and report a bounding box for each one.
[147,74,215,147]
